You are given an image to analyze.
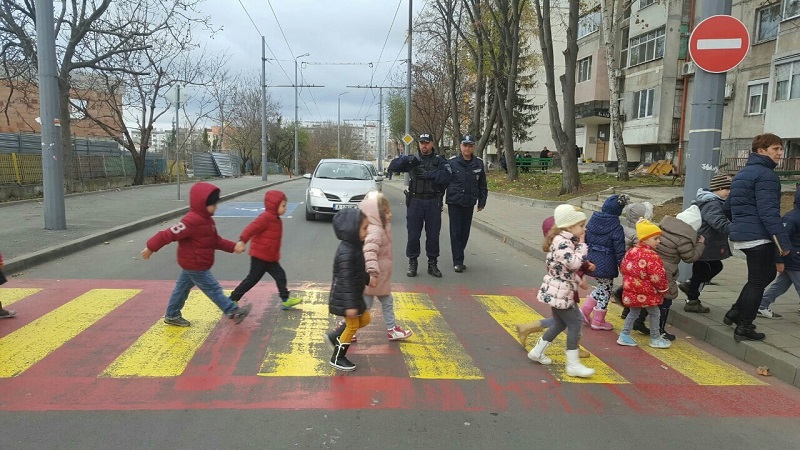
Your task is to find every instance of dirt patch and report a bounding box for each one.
[651,192,795,222]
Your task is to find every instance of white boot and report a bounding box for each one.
[565,349,595,378]
[527,338,552,365]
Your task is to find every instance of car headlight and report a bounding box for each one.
[308,187,325,198]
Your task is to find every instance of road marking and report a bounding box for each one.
[606,303,765,386]
[259,290,335,377]
[697,38,742,50]
[101,290,223,378]
[394,292,483,379]
[474,295,628,384]
[0,289,139,377]
[0,288,42,307]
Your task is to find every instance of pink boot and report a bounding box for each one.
[579,295,597,325]
[590,308,614,330]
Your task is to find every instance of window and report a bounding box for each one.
[633,88,655,119]
[756,4,780,43]
[785,0,800,19]
[578,11,601,39]
[640,0,657,8]
[628,27,665,66]
[747,82,769,114]
[620,27,630,67]
[775,60,800,101]
[578,57,592,83]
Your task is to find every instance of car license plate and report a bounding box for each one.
[333,203,357,210]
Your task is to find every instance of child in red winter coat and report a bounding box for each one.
[0,251,16,318]
[141,182,252,327]
[231,190,301,310]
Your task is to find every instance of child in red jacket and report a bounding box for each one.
[0,251,16,318]
[231,190,301,310]
[141,182,252,327]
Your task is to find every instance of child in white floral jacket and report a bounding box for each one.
[528,205,594,378]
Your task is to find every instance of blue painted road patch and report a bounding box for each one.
[214,202,300,218]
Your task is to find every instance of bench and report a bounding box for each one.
[515,157,553,172]
[775,170,800,184]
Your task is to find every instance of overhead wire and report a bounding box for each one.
[266,0,297,59]
[238,0,292,84]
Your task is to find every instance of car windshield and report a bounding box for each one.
[314,163,372,181]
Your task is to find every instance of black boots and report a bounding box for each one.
[330,339,356,371]
[324,322,347,350]
[723,306,741,327]
[632,317,650,335]
[407,258,418,277]
[428,259,442,278]
[659,307,675,341]
[734,321,766,342]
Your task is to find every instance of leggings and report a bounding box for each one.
[341,311,371,344]
[591,277,615,309]
[541,307,582,350]
[364,294,397,329]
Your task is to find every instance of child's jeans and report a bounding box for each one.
[166,269,237,318]
[364,294,396,329]
[621,306,661,339]
[760,270,800,310]
[341,311,371,344]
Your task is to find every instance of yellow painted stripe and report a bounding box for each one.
[605,302,765,386]
[259,290,335,377]
[394,292,483,379]
[0,288,42,307]
[474,295,628,384]
[0,289,139,377]
[102,291,222,378]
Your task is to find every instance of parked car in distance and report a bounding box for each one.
[304,159,383,221]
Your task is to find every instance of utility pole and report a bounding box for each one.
[405,0,413,186]
[347,85,404,173]
[175,83,181,200]
[35,0,66,230]
[261,37,268,181]
[337,91,349,159]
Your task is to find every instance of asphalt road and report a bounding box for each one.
[2,183,800,449]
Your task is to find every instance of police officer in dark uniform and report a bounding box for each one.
[388,133,452,277]
[446,135,488,273]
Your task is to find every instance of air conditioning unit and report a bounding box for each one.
[681,61,695,77]
[724,83,734,100]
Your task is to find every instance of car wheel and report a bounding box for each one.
[305,206,315,221]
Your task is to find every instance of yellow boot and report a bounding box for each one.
[578,337,591,358]
[515,320,544,345]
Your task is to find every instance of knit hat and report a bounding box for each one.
[709,174,732,192]
[554,204,587,229]
[636,219,662,242]
[676,204,702,231]
[205,188,221,206]
[601,194,629,216]
[541,216,555,237]
[627,201,654,223]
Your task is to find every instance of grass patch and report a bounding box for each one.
[487,171,673,201]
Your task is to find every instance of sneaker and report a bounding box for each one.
[632,320,650,335]
[228,303,253,324]
[616,333,637,346]
[678,281,690,295]
[649,337,672,349]
[660,331,676,341]
[757,308,782,319]
[281,297,302,310]
[388,325,412,341]
[0,308,17,319]
[164,316,190,327]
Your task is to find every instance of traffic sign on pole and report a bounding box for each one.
[688,15,750,73]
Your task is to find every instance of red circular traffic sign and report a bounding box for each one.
[688,15,750,73]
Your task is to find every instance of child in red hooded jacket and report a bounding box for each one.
[231,190,301,310]
[0,251,16,318]
[141,182,252,327]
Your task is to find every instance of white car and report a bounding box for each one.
[304,159,383,221]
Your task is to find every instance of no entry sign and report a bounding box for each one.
[688,15,750,73]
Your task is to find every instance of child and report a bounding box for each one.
[654,205,705,340]
[230,190,301,310]
[0,250,16,318]
[581,194,628,330]
[681,174,732,313]
[758,184,800,319]
[618,202,655,334]
[327,208,371,371]
[141,182,252,327]
[516,216,592,358]
[616,219,672,349]
[527,205,594,378]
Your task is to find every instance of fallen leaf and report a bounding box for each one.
[756,366,771,376]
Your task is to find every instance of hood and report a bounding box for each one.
[746,152,778,170]
[358,191,383,227]
[602,194,628,216]
[695,188,720,204]
[541,216,555,238]
[586,211,621,236]
[660,215,697,239]
[676,204,702,231]
[626,202,653,229]
[264,190,287,215]
[332,207,363,244]
[189,182,220,217]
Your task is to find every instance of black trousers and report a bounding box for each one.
[448,203,475,266]
[733,243,777,322]
[686,260,724,300]
[406,197,442,260]
[231,256,289,301]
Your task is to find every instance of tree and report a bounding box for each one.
[226,75,281,175]
[531,0,581,194]
[600,0,630,181]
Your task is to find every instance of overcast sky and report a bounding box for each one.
[196,0,426,127]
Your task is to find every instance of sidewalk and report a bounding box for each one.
[1,175,296,274]
[383,179,800,387]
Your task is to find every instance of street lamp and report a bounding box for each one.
[337,91,349,159]
[294,53,309,176]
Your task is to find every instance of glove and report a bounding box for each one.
[406,154,421,167]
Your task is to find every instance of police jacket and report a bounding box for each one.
[387,152,451,197]
[446,154,488,208]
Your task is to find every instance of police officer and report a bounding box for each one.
[446,135,488,273]
[388,133,452,277]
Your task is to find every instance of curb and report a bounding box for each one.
[4,178,298,275]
